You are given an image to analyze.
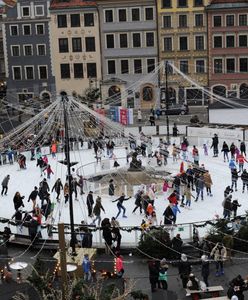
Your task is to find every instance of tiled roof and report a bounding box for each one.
[2,0,16,8]
[207,0,248,9]
[50,0,97,10]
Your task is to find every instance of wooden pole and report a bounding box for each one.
[58,223,68,300]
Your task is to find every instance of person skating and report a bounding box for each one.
[137,109,142,122]
[223,195,232,219]
[236,153,248,172]
[52,178,63,201]
[186,165,195,190]
[231,168,240,192]
[158,258,168,290]
[163,203,175,225]
[71,177,80,200]
[112,193,131,219]
[221,141,229,162]
[192,146,199,165]
[229,158,237,171]
[92,196,105,226]
[224,185,233,198]
[28,186,38,209]
[241,169,248,193]
[195,173,205,201]
[78,175,85,195]
[108,179,115,196]
[201,255,210,287]
[185,184,195,208]
[13,192,25,211]
[230,143,236,160]
[38,178,50,206]
[44,164,54,179]
[64,182,69,204]
[240,141,246,156]
[86,191,94,217]
[1,175,10,196]
[203,170,213,196]
[178,254,192,288]
[132,190,143,214]
[210,242,227,276]
[211,134,219,157]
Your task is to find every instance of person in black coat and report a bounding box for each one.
[241,169,248,193]
[231,168,240,192]
[232,200,241,218]
[28,186,38,208]
[109,179,115,196]
[86,191,94,217]
[39,178,50,206]
[13,192,25,211]
[201,255,210,287]
[148,260,160,293]
[171,234,183,259]
[163,204,175,225]
[240,141,246,156]
[178,254,192,288]
[228,275,247,300]
[211,134,219,157]
[112,193,131,219]
[221,141,229,162]
[52,178,63,201]
[102,220,112,254]
[132,190,143,214]
[230,142,236,159]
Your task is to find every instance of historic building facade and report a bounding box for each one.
[207,0,248,99]
[97,0,159,108]
[2,0,55,103]
[157,0,209,105]
[49,0,102,97]
[0,6,6,84]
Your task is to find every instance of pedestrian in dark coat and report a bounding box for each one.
[163,204,175,225]
[232,200,241,218]
[13,192,25,211]
[221,141,229,162]
[230,143,236,159]
[86,191,94,217]
[109,179,115,196]
[52,178,63,200]
[132,190,143,214]
[240,141,246,156]
[231,168,240,191]
[148,260,159,293]
[1,175,10,196]
[28,186,38,209]
[241,169,248,192]
[102,221,112,254]
[178,254,191,288]
[211,134,219,157]
[171,233,183,259]
[39,178,50,206]
[201,255,210,287]
[223,195,232,219]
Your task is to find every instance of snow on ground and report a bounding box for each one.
[0,145,246,244]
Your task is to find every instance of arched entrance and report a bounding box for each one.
[60,91,67,97]
[140,84,155,108]
[240,83,248,99]
[212,85,227,97]
[108,85,121,105]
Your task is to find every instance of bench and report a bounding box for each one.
[186,286,224,299]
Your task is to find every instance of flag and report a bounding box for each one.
[3,0,17,8]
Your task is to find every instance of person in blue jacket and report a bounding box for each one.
[82,253,91,282]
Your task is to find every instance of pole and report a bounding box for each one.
[165,61,170,143]
[58,223,68,300]
[62,96,76,255]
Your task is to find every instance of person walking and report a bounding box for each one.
[171,234,183,259]
[82,254,91,282]
[172,123,179,137]
[210,242,227,276]
[223,195,232,219]
[71,177,80,200]
[86,191,94,217]
[203,170,213,196]
[28,186,38,209]
[178,254,192,288]
[230,143,236,159]
[92,196,105,226]
[44,164,54,179]
[13,192,25,211]
[201,255,210,287]
[52,178,63,201]
[241,169,248,193]
[149,113,155,126]
[240,141,246,156]
[148,260,159,293]
[64,182,69,204]
[132,190,143,214]
[137,109,142,122]
[195,173,205,201]
[1,175,10,196]
[232,199,241,218]
[231,168,239,192]
[211,134,219,157]
[192,146,199,165]
[112,193,131,219]
[158,258,168,290]
[221,141,230,162]
[236,153,248,172]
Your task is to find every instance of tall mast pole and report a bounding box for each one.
[165,61,170,144]
[62,95,76,255]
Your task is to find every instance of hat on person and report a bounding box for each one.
[231,296,238,300]
[189,273,195,278]
[201,255,208,262]
[160,258,167,266]
[181,253,187,262]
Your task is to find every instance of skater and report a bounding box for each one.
[201,255,210,287]
[132,190,143,214]
[96,148,102,163]
[52,178,63,201]
[221,141,229,162]
[181,138,188,161]
[210,242,227,276]
[44,164,54,179]
[203,170,213,196]
[186,165,195,190]
[149,113,155,126]
[158,258,168,290]
[211,133,219,157]
[38,178,50,206]
[37,156,47,176]
[195,173,205,201]
[13,192,25,211]
[92,196,105,226]
[229,158,237,171]
[1,175,10,196]
[192,145,199,165]
[224,185,233,198]
[51,142,57,158]
[178,254,191,288]
[137,109,142,122]
[232,199,241,218]
[203,143,208,156]
[231,168,239,191]
[240,141,246,156]
[86,191,94,217]
[236,153,247,172]
[230,142,236,159]
[172,123,179,137]
[64,182,69,204]
[78,175,85,195]
[71,177,80,200]
[223,195,232,219]
[108,179,115,196]
[185,184,195,208]
[112,193,131,219]
[28,186,38,209]
[241,169,248,192]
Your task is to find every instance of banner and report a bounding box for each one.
[120,108,128,125]
[109,106,119,122]
[128,108,134,125]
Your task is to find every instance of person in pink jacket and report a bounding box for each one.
[115,253,124,278]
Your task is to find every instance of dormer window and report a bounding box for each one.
[22,7,30,18]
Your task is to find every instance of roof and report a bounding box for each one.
[209,99,248,109]
[50,0,97,10]
[2,0,16,8]
[207,1,248,10]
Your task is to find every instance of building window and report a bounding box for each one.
[87,63,97,78]
[121,60,129,74]
[179,15,187,27]
[118,9,127,22]
[162,0,171,8]
[239,14,247,26]
[213,15,222,27]
[194,0,203,6]
[146,32,154,47]
[60,64,70,79]
[214,36,222,48]
[119,34,128,48]
[59,38,69,53]
[178,0,187,7]
[195,14,203,27]
[240,58,248,72]
[13,66,21,80]
[72,37,82,52]
[22,6,30,17]
[214,59,223,73]
[85,37,95,52]
[39,66,48,79]
[131,8,140,21]
[239,35,247,47]
[11,45,20,56]
[36,24,44,35]
[196,59,205,73]
[24,45,32,56]
[226,15,234,26]
[179,36,188,50]
[37,44,46,56]
[226,58,235,73]
[195,36,204,50]
[180,60,188,73]
[84,13,94,26]
[23,25,31,35]
[35,5,44,17]
[134,59,142,73]
[74,63,84,78]
[164,37,172,51]
[105,10,113,22]
[25,66,34,80]
[106,34,114,48]
[10,25,18,36]
[163,15,171,28]
[70,14,80,27]
[133,33,141,47]
[107,60,116,74]
[145,7,154,20]
[147,58,155,73]
[226,35,235,48]
[57,15,67,28]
